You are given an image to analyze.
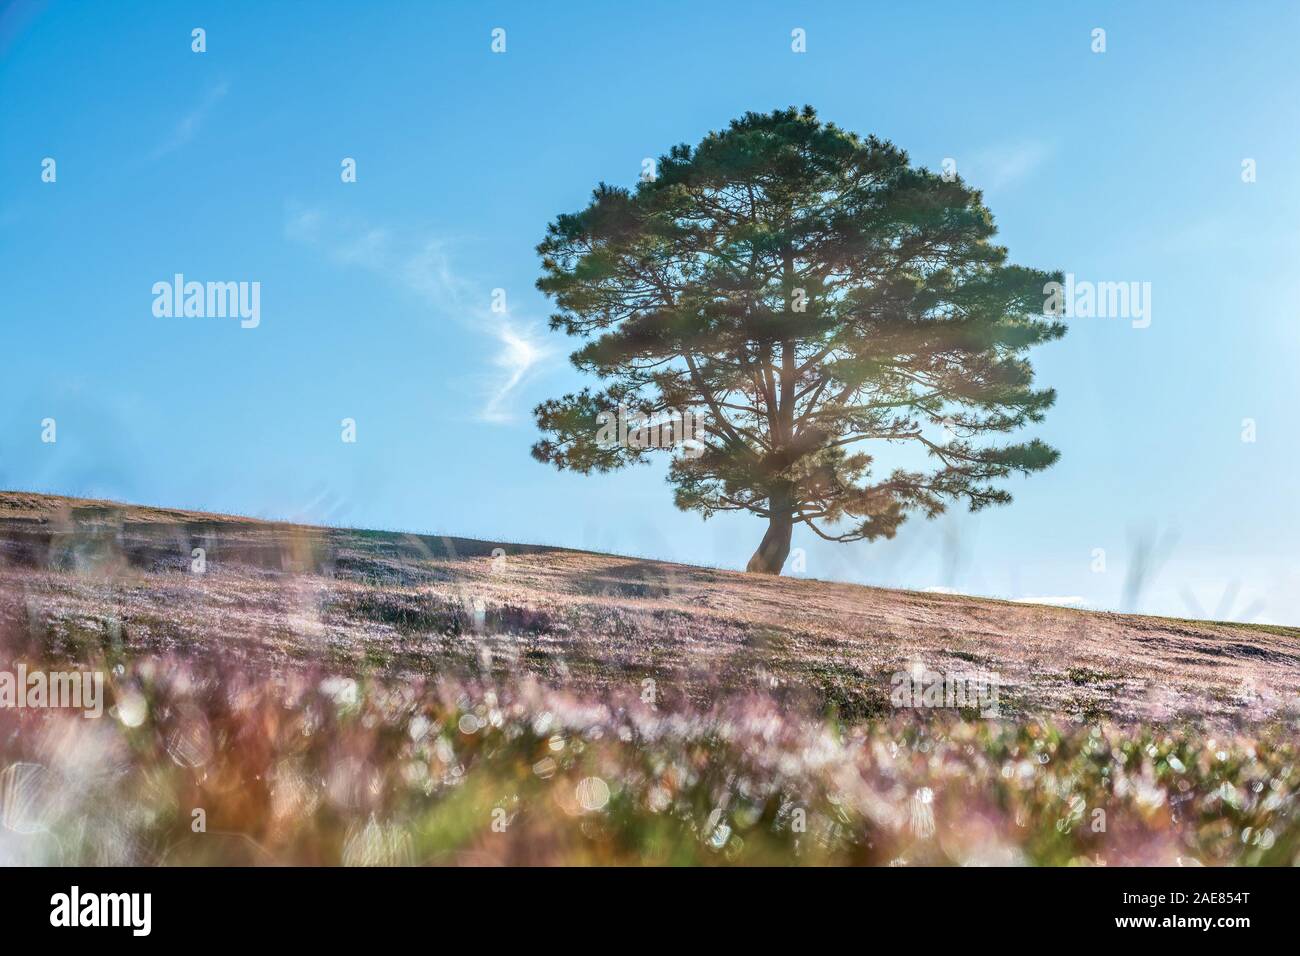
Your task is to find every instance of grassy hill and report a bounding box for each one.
[1,491,1296,724]
[2,491,1299,865]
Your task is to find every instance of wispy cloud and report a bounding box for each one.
[925,586,1088,609]
[284,204,553,422]
[151,81,229,159]
[1010,595,1088,609]
[481,323,548,423]
[963,139,1055,191]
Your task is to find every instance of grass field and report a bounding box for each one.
[2,491,1298,865]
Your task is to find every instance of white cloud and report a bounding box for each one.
[284,207,323,243]
[151,81,229,159]
[284,205,552,422]
[925,586,1088,610]
[481,323,549,424]
[963,139,1054,191]
[1011,595,1088,609]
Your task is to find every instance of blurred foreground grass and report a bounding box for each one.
[1,654,1297,866]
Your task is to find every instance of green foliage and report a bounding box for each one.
[532,107,1065,557]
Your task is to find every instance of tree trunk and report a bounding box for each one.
[746,508,793,574]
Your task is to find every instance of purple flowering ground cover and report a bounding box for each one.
[2,492,1298,865]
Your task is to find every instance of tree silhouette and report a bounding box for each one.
[532,107,1065,573]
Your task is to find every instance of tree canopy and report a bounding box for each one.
[532,107,1065,573]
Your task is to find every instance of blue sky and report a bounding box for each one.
[2,1,1298,624]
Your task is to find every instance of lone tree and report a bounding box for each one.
[532,107,1065,574]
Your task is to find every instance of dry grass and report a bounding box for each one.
[2,491,1296,725]
[3,492,1299,865]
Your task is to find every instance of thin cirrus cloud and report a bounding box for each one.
[924,586,1087,609]
[961,139,1055,191]
[481,323,547,424]
[1010,595,1088,609]
[284,204,553,423]
[150,80,230,159]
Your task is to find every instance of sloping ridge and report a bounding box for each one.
[0,490,1296,723]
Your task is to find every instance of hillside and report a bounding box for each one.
[2,491,1296,724]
